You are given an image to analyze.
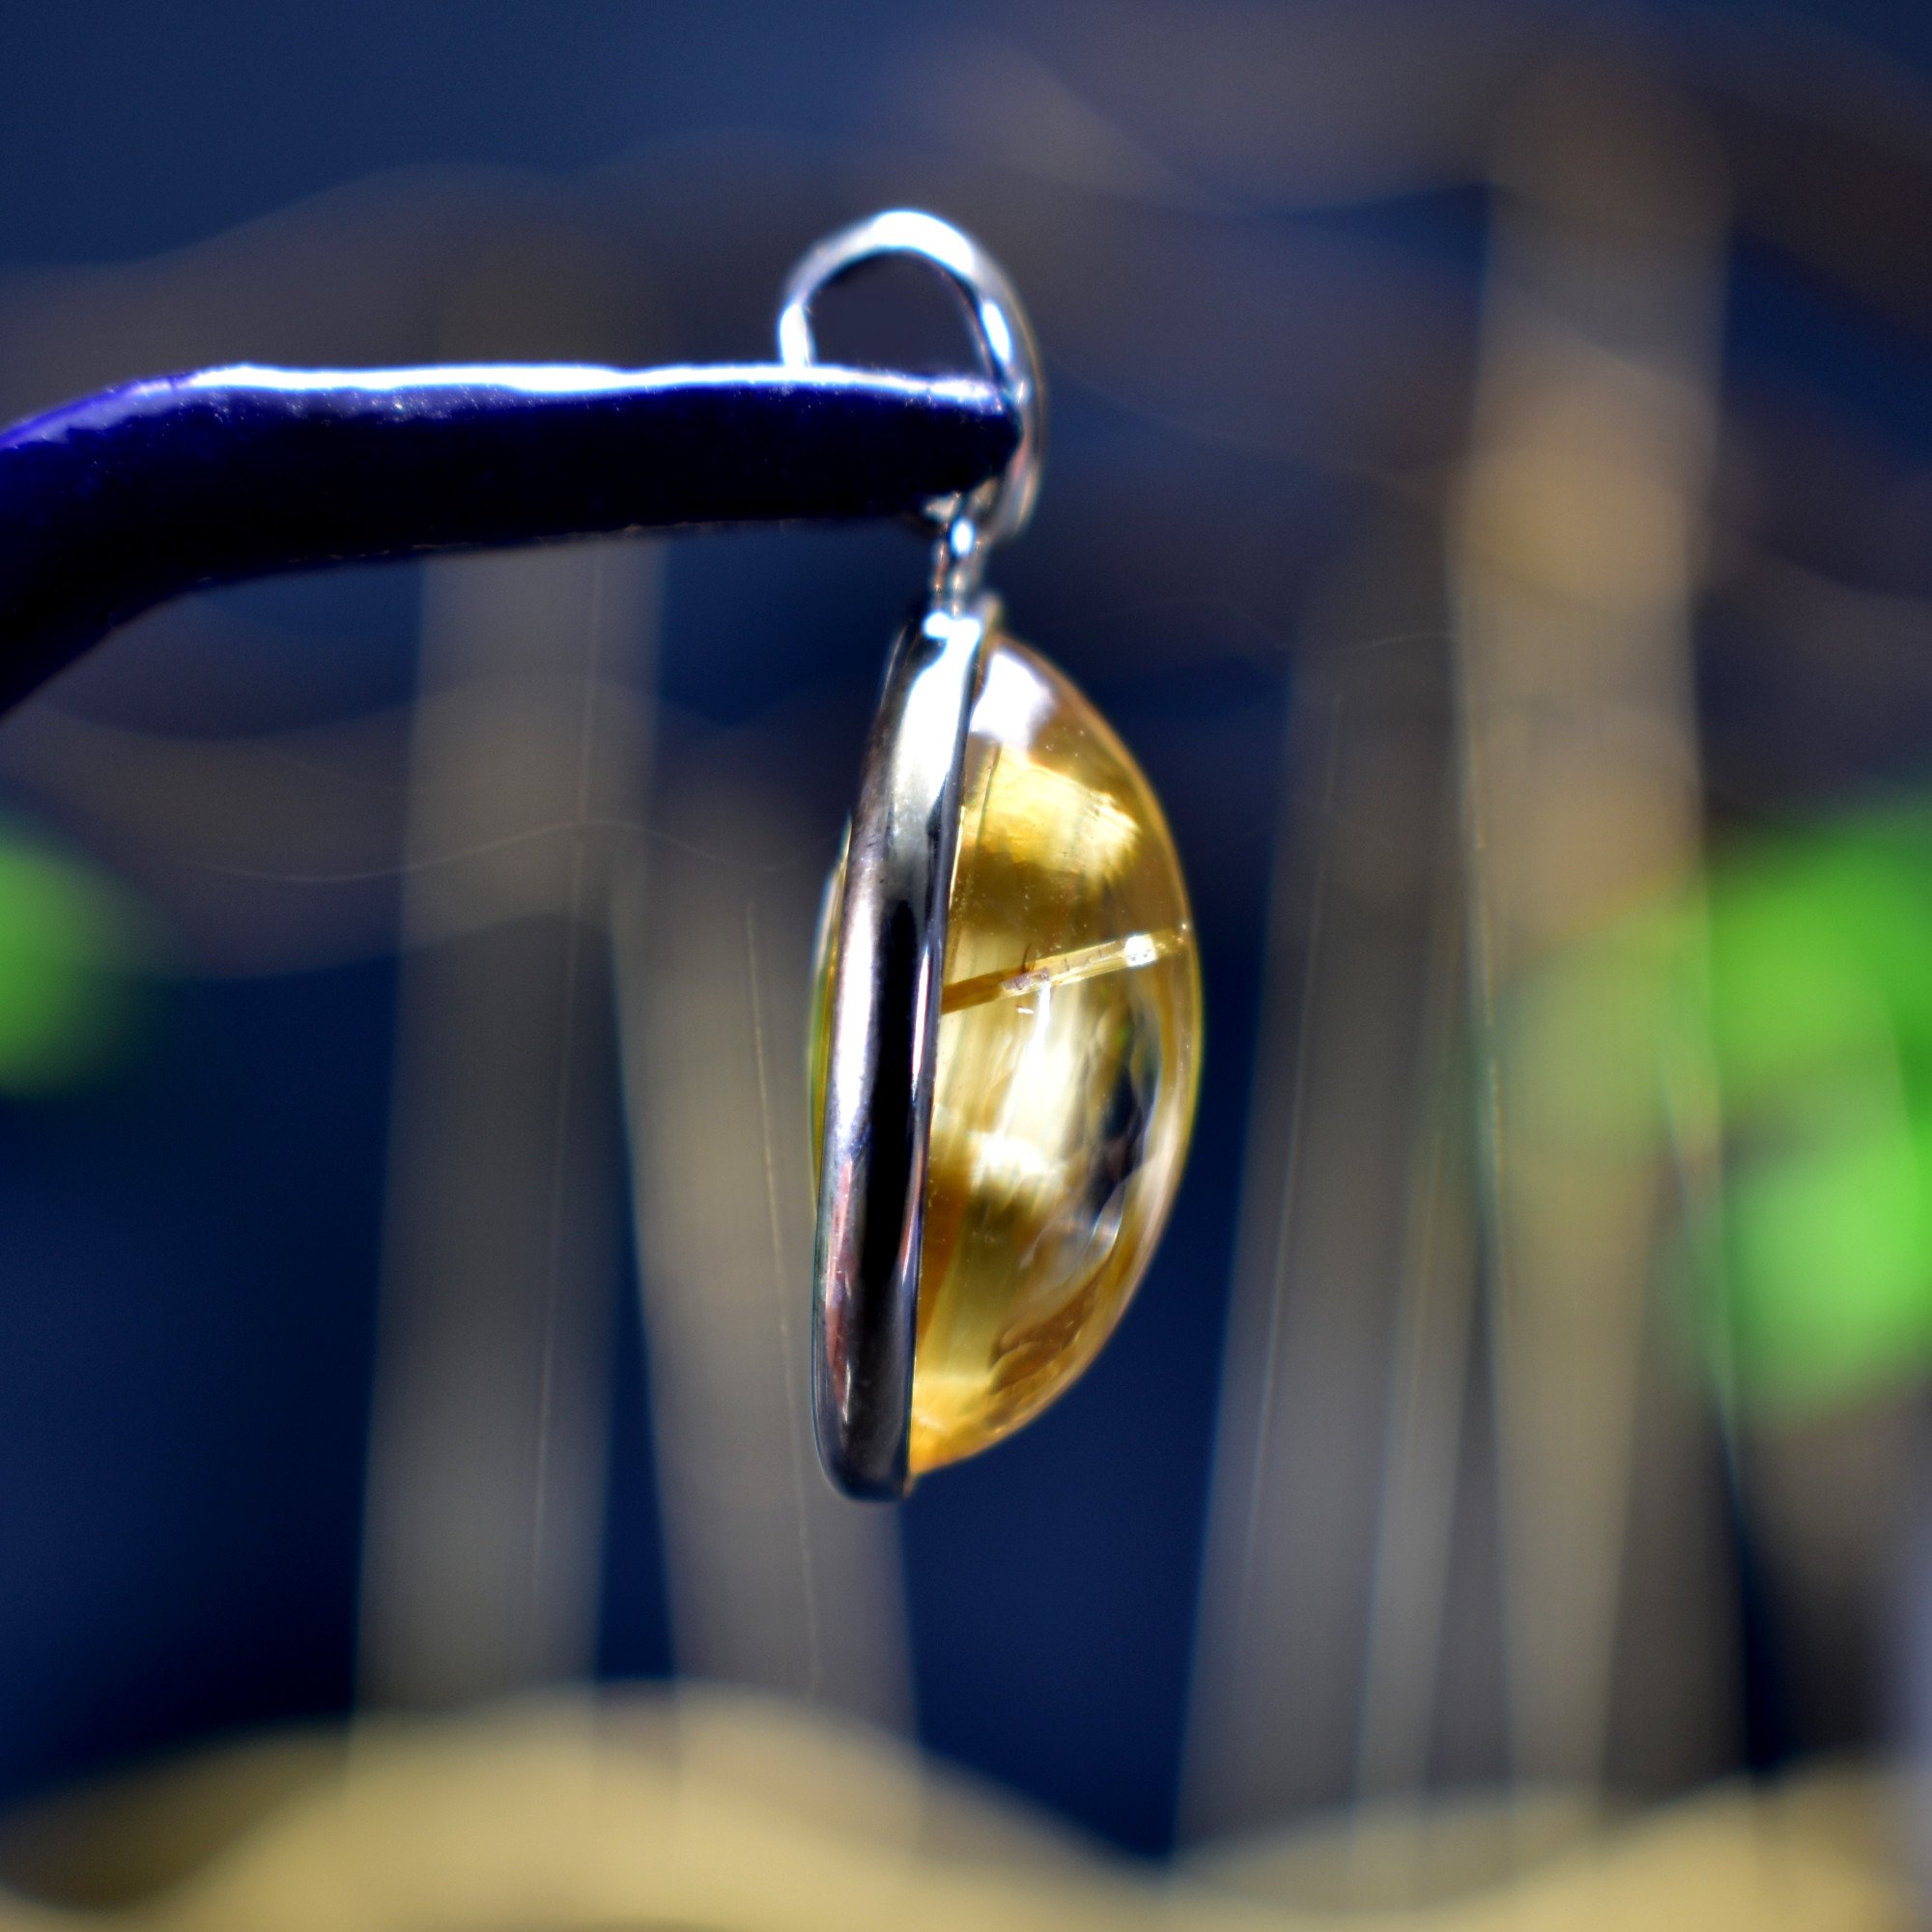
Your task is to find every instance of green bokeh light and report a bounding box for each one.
[1697,808,1932,1417]
[1518,804,1932,1421]
[0,825,156,1095]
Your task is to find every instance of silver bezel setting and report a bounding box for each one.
[810,596,993,1496]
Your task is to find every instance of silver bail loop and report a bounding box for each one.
[775,209,1045,580]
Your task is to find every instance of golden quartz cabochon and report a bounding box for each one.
[812,632,1202,1475]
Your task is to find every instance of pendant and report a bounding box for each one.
[783,213,1203,1498]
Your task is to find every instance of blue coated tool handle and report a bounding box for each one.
[0,361,1019,713]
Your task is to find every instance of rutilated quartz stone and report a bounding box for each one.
[812,633,1202,1475]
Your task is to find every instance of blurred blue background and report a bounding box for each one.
[5,0,1932,1905]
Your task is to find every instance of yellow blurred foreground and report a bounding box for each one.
[0,1690,1908,1930]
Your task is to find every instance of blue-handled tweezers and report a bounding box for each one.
[0,360,1019,713]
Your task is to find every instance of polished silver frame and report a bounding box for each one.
[782,212,1043,1496]
[810,597,991,1496]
